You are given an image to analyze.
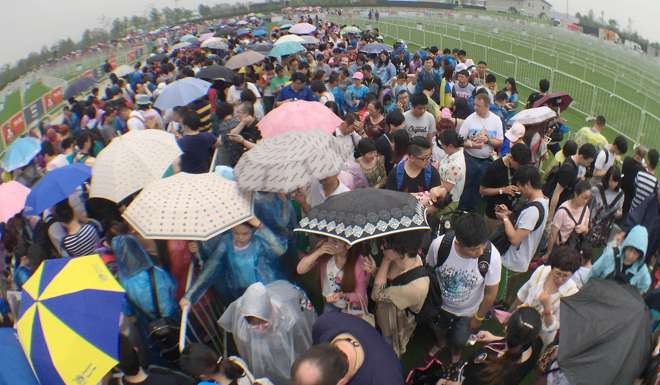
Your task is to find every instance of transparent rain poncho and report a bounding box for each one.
[219,281,316,385]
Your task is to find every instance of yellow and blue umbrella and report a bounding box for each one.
[16,255,125,385]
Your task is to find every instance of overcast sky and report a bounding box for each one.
[2,0,659,66]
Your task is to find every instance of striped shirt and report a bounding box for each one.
[190,97,212,132]
[62,223,101,257]
[631,170,658,209]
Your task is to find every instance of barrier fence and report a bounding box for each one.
[331,14,660,150]
[0,43,152,155]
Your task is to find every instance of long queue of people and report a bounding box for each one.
[1,8,659,385]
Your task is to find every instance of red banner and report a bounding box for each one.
[2,113,26,145]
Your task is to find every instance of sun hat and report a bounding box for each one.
[135,94,152,106]
[506,122,526,143]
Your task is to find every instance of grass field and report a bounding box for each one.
[0,91,21,126]
[23,81,50,105]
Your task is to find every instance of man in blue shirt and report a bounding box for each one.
[128,62,144,90]
[275,72,316,107]
[414,57,444,101]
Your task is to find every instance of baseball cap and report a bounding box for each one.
[506,122,526,143]
[352,71,364,80]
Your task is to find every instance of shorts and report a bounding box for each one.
[427,308,471,351]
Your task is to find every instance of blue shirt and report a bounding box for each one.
[345,84,369,112]
[276,85,316,102]
[331,86,347,115]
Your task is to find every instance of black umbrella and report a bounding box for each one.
[146,53,168,64]
[294,188,429,245]
[249,42,274,53]
[64,76,96,100]
[214,26,237,37]
[197,64,235,82]
[559,279,651,385]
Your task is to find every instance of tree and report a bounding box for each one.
[198,4,212,17]
[607,19,618,30]
[587,9,595,22]
[149,8,162,27]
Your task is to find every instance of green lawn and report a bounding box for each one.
[0,90,21,125]
[23,81,50,105]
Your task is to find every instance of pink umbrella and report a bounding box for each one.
[0,181,30,223]
[199,32,216,42]
[257,100,343,138]
[289,22,316,35]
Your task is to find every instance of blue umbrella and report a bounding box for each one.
[269,41,305,57]
[24,163,91,215]
[253,28,267,37]
[236,28,251,36]
[359,43,393,55]
[153,77,211,110]
[0,329,40,385]
[64,76,96,100]
[0,137,41,172]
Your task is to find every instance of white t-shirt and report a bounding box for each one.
[593,147,615,176]
[459,111,503,159]
[46,154,70,172]
[322,257,347,309]
[502,197,549,272]
[426,235,501,316]
[127,111,145,131]
[309,179,350,208]
[403,110,435,138]
[334,127,361,152]
[227,83,262,104]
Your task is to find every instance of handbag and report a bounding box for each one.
[536,343,559,374]
[343,295,375,327]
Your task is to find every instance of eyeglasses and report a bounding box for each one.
[415,153,432,162]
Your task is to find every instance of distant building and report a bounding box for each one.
[483,0,553,17]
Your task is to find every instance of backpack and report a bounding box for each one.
[588,149,610,177]
[542,157,577,199]
[587,185,623,247]
[395,231,492,323]
[396,160,433,192]
[490,200,545,255]
[557,204,592,258]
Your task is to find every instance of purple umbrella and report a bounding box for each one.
[289,22,316,35]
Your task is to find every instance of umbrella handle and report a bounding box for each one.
[179,304,190,352]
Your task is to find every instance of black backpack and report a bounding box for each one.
[587,184,623,247]
[542,158,577,199]
[390,231,492,322]
[490,201,545,254]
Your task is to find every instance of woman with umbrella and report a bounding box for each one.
[179,217,287,307]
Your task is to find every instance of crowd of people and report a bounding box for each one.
[1,7,660,385]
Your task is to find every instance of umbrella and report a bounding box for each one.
[533,91,574,113]
[253,28,267,37]
[509,106,557,125]
[249,42,274,53]
[24,163,91,215]
[0,329,40,385]
[301,35,320,45]
[153,77,211,110]
[236,28,251,36]
[90,130,182,203]
[180,34,198,43]
[258,100,343,138]
[558,279,651,385]
[146,53,167,64]
[17,255,125,385]
[199,32,215,42]
[234,130,352,193]
[0,181,30,223]
[122,173,253,241]
[269,41,305,57]
[201,37,229,50]
[224,51,265,70]
[341,26,361,34]
[279,23,293,30]
[197,64,235,82]
[289,22,316,35]
[64,76,96,99]
[171,41,192,51]
[275,34,305,45]
[113,64,132,77]
[236,20,249,26]
[359,42,393,54]
[295,189,429,245]
[214,25,237,37]
[0,137,41,172]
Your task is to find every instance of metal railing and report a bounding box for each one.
[332,14,660,149]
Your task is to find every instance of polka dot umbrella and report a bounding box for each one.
[122,172,253,241]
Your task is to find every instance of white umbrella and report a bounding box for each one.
[90,130,182,203]
[201,37,229,50]
[171,41,192,50]
[113,64,133,77]
[274,34,305,45]
[153,77,211,110]
[234,130,352,193]
[123,173,253,241]
[510,106,557,125]
[301,35,320,45]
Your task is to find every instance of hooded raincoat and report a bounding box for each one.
[589,225,651,293]
[219,281,316,385]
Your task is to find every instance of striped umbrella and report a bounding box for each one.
[17,255,125,385]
